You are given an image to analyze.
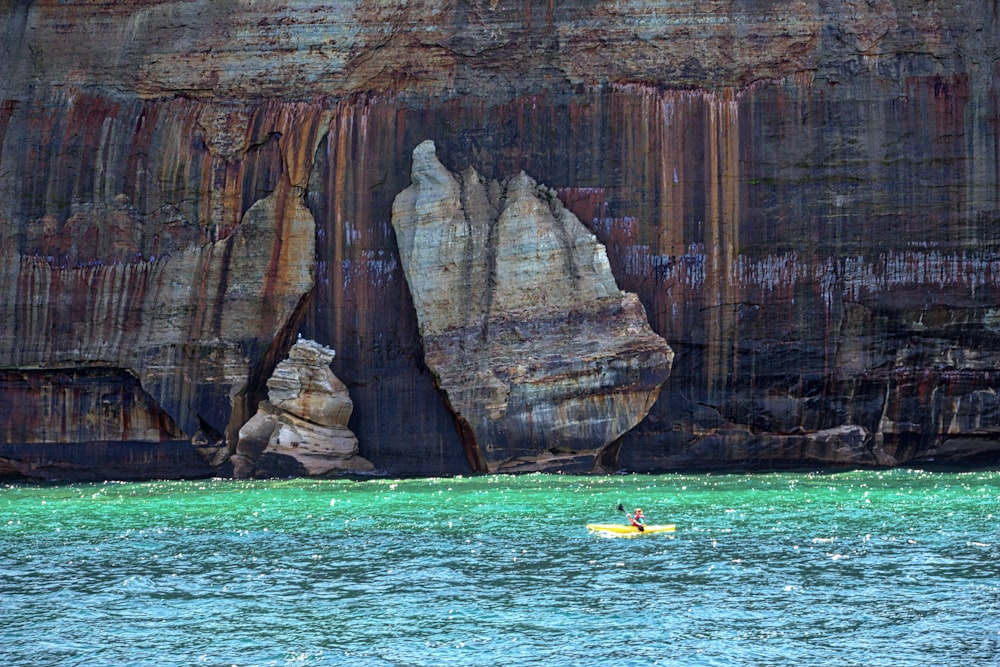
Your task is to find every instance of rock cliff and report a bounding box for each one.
[0,100,326,480]
[1,1,999,479]
[392,140,672,472]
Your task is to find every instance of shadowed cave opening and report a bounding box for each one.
[0,367,214,480]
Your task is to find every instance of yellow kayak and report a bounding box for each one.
[587,523,676,536]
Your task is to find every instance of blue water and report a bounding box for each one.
[1,470,997,666]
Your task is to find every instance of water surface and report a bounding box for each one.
[2,470,997,666]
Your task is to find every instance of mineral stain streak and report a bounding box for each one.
[392,140,673,473]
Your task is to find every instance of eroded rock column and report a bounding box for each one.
[235,339,375,478]
[392,140,673,472]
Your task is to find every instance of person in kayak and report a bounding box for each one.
[627,508,646,530]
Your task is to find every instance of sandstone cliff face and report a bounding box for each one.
[392,140,673,472]
[1,1,998,478]
[0,95,326,479]
[0,1,825,102]
[235,339,375,478]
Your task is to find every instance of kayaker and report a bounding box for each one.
[628,508,646,529]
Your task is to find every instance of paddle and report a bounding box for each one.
[618,503,644,531]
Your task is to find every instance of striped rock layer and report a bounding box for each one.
[392,140,674,472]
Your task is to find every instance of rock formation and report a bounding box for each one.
[392,140,673,472]
[234,339,375,478]
[0,101,326,480]
[1,2,999,478]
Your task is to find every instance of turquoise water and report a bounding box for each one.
[1,470,997,666]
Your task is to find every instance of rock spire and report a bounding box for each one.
[235,339,375,477]
[392,140,673,472]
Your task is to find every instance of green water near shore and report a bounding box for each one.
[2,470,998,666]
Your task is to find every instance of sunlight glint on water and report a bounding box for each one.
[1,470,997,666]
